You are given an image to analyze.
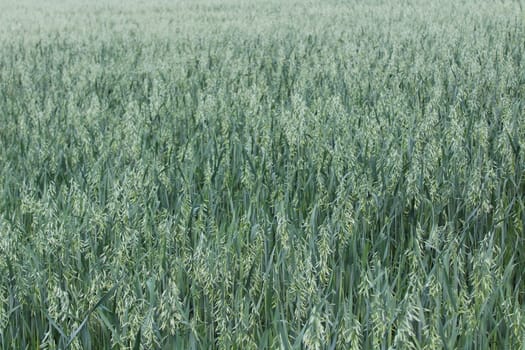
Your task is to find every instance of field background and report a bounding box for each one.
[1,0,524,349]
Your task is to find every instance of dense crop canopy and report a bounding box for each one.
[1,0,524,349]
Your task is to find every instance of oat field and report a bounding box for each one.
[1,0,525,349]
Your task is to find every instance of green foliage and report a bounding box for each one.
[1,0,524,348]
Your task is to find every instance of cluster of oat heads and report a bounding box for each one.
[0,0,524,349]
